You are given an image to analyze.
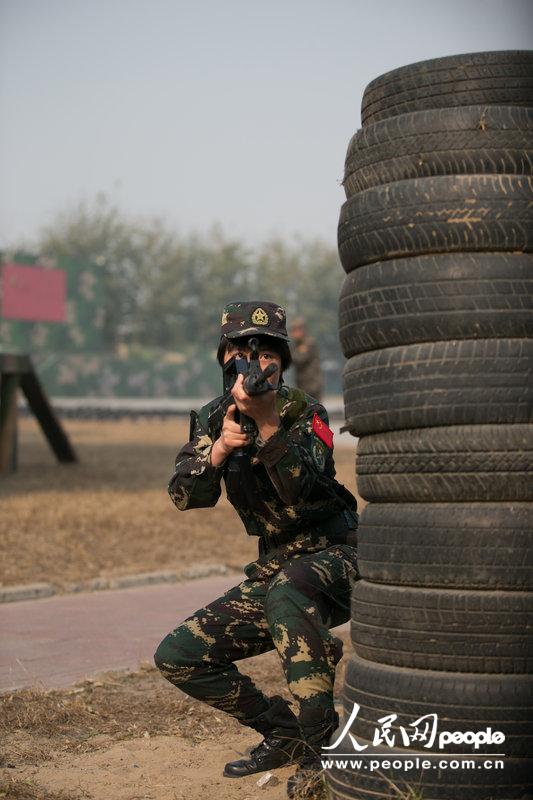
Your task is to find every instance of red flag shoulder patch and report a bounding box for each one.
[312,413,334,449]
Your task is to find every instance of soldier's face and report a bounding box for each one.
[224,343,282,380]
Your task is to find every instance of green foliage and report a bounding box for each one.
[38,195,344,366]
[39,195,146,349]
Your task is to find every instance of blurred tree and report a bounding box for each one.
[38,198,343,367]
[254,235,343,363]
[40,194,142,350]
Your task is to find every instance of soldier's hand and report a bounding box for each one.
[210,404,250,465]
[231,374,277,421]
[231,374,280,442]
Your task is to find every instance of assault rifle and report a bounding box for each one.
[222,337,278,454]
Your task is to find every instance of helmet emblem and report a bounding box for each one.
[251,307,269,326]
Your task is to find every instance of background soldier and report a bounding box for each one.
[289,316,324,403]
[154,301,358,798]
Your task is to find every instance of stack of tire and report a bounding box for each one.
[328,51,533,800]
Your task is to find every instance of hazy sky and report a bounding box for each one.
[1,0,532,249]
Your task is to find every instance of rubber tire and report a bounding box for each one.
[343,339,533,436]
[357,503,533,590]
[339,252,533,357]
[355,424,533,503]
[338,174,533,273]
[351,580,533,674]
[326,739,531,800]
[343,654,533,758]
[361,50,533,125]
[344,105,533,195]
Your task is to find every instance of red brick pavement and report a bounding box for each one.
[0,575,241,692]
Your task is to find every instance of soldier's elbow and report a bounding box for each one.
[168,480,190,511]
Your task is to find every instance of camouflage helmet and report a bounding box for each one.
[220,301,290,341]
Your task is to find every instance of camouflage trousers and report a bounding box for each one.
[154,543,358,727]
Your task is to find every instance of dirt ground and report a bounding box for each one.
[0,632,352,800]
[0,417,361,590]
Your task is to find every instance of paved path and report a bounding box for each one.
[0,575,239,692]
[1,575,349,693]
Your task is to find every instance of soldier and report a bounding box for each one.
[289,317,324,403]
[154,301,358,798]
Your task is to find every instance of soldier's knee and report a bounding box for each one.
[154,634,178,670]
[154,626,199,684]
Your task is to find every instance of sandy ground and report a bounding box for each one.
[0,417,361,590]
[3,729,303,800]
[1,634,351,800]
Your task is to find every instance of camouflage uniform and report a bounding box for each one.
[154,301,358,735]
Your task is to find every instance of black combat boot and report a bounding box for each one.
[286,706,339,799]
[223,695,304,778]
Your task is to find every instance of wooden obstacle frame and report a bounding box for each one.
[0,353,77,474]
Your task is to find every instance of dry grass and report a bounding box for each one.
[1,666,235,764]
[0,417,361,589]
[0,632,351,766]
[0,775,87,799]
[0,635,431,800]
